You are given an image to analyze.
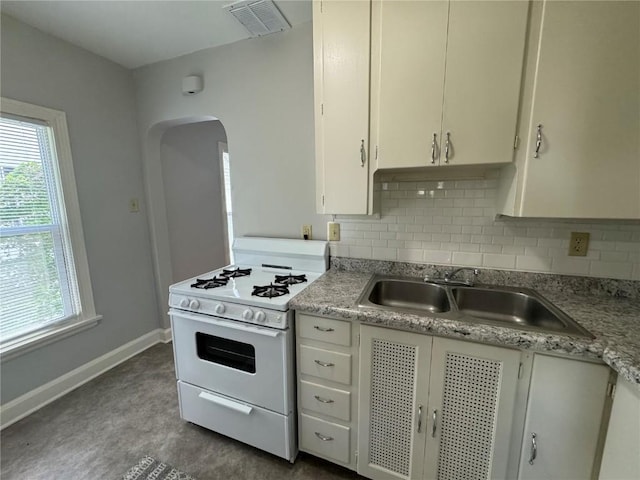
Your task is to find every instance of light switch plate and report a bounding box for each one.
[328,222,340,241]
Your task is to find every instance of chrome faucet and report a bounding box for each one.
[444,267,480,286]
[424,267,480,286]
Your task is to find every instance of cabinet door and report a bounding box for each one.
[423,338,522,480]
[441,1,528,166]
[371,0,448,169]
[358,325,433,480]
[519,1,640,218]
[518,355,609,480]
[313,0,370,214]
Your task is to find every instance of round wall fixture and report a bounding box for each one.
[182,75,203,95]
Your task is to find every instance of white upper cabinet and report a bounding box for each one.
[313,0,371,214]
[370,0,448,169]
[501,1,640,219]
[372,0,528,169]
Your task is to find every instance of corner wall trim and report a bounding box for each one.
[0,327,171,430]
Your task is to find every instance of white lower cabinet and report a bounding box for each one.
[518,354,611,480]
[358,326,522,480]
[295,313,360,470]
[599,376,640,479]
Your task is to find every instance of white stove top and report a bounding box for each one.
[169,264,323,311]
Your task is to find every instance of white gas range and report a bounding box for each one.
[169,237,328,462]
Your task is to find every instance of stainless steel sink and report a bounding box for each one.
[450,286,593,337]
[359,277,451,314]
[357,276,594,338]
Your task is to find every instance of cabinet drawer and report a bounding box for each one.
[298,315,351,346]
[300,413,350,464]
[300,380,351,421]
[299,345,351,385]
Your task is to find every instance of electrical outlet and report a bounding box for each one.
[569,232,590,256]
[328,222,340,241]
[302,224,312,240]
[128,198,139,213]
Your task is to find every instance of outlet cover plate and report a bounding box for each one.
[568,232,590,257]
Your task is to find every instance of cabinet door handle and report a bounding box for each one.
[444,132,451,163]
[313,325,334,332]
[314,395,334,404]
[416,404,423,432]
[430,133,438,164]
[315,432,334,441]
[432,409,438,437]
[314,359,334,367]
[534,124,543,158]
[360,139,366,167]
[529,432,537,465]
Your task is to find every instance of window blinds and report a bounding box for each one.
[0,116,78,342]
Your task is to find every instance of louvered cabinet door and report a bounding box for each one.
[423,338,522,480]
[358,325,433,480]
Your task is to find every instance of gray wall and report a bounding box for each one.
[0,15,160,404]
[133,22,329,325]
[160,121,228,282]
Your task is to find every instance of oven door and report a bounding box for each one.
[170,309,292,415]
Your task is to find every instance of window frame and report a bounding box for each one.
[0,97,101,361]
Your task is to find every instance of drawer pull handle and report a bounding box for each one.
[529,432,537,465]
[432,409,438,437]
[315,432,334,442]
[313,325,335,332]
[314,360,335,367]
[198,391,253,415]
[314,395,334,404]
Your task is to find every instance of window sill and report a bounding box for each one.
[0,315,102,363]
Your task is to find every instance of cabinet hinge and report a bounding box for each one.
[518,362,524,379]
[606,382,616,398]
[514,135,520,150]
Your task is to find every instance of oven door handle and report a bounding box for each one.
[198,391,253,415]
[169,309,281,337]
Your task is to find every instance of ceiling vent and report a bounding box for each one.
[225,0,291,37]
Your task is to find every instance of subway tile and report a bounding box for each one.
[551,257,590,275]
[355,239,373,247]
[380,232,396,240]
[397,232,414,241]
[537,238,563,248]
[398,249,424,262]
[363,232,380,240]
[432,233,452,242]
[422,241,443,250]
[349,246,372,259]
[603,231,633,241]
[482,226,504,235]
[492,236,514,245]
[589,261,633,279]
[387,240,405,248]
[370,223,389,232]
[343,230,364,239]
[371,239,388,248]
[406,224,424,233]
[404,240,423,249]
[516,255,553,272]
[463,207,484,217]
[372,247,397,261]
[442,225,463,234]
[600,251,628,262]
[413,233,433,241]
[462,225,483,234]
[423,250,453,264]
[501,245,525,255]
[482,253,516,269]
[480,244,503,254]
[355,224,372,231]
[440,243,461,251]
[450,234,471,243]
[615,241,640,252]
[514,236,538,247]
[452,252,483,266]
[329,243,350,257]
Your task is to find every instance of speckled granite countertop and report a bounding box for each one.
[290,268,640,388]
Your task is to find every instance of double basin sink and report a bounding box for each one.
[358,275,593,338]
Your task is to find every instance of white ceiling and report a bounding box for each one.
[1,0,312,69]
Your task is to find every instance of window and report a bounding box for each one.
[219,142,234,264]
[0,98,99,359]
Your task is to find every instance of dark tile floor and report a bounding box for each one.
[0,343,362,479]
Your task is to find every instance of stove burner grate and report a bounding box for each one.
[274,274,308,286]
[252,283,290,299]
[221,267,252,278]
[191,276,229,289]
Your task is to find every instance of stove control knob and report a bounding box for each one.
[179,298,189,308]
[214,304,226,315]
[242,309,254,321]
[189,299,200,310]
[254,311,266,323]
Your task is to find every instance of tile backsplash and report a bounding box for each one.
[329,170,640,281]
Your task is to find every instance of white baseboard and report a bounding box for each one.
[0,327,172,430]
